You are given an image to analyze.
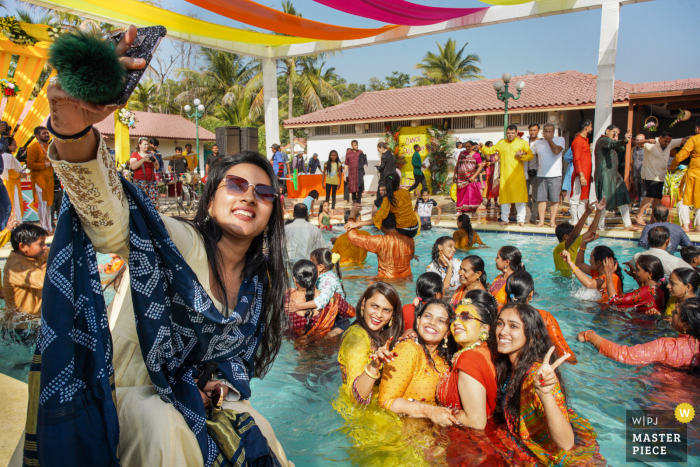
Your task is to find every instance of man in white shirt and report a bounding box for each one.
[284,203,325,259]
[628,225,692,278]
[532,123,565,228]
[522,123,540,224]
[636,130,688,226]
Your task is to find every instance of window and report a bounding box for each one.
[391,120,413,128]
[314,126,330,136]
[520,112,549,127]
[451,116,476,129]
[509,114,522,125]
[420,118,444,127]
[364,122,385,134]
[485,114,504,128]
[339,124,356,135]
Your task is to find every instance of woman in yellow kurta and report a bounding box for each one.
[480,126,534,226]
[670,125,700,232]
[2,138,25,222]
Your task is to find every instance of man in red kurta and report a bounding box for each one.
[569,119,593,225]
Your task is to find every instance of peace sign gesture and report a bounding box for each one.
[534,346,570,395]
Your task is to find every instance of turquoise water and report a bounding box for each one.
[2,231,699,466]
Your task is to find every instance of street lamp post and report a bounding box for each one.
[184,99,206,173]
[493,73,526,138]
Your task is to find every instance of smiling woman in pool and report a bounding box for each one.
[495,303,605,466]
[451,255,488,305]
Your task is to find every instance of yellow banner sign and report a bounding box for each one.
[398,126,431,191]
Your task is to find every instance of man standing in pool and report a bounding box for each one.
[480,125,534,226]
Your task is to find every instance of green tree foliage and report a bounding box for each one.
[413,38,483,86]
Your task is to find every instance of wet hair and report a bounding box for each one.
[555,222,575,242]
[591,245,624,289]
[505,270,534,303]
[293,203,309,219]
[148,137,159,147]
[325,150,341,175]
[381,212,397,230]
[498,246,524,272]
[310,248,345,297]
[385,173,400,207]
[11,223,48,251]
[415,273,444,307]
[672,268,700,296]
[679,298,700,343]
[463,255,488,287]
[635,255,664,282]
[648,226,670,248]
[493,303,566,424]
[292,259,318,330]
[681,246,700,265]
[652,204,669,223]
[431,236,454,270]
[190,152,287,379]
[354,281,404,349]
[464,289,498,326]
[527,123,539,130]
[413,298,457,369]
[344,210,352,223]
[308,190,319,200]
[578,119,592,132]
[456,213,474,245]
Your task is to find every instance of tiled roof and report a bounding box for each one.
[284,71,700,127]
[94,111,216,141]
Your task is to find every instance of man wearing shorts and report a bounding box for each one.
[532,123,565,228]
[636,130,688,226]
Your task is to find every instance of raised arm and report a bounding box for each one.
[564,203,594,250]
[347,226,383,254]
[578,331,670,367]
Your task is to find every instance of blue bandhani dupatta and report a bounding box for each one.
[24,177,268,467]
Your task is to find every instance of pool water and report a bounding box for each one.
[2,230,698,466]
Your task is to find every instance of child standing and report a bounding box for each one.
[414,189,441,231]
[3,223,49,329]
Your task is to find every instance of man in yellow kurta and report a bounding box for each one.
[670,119,700,232]
[26,126,53,232]
[183,143,198,172]
[480,125,534,226]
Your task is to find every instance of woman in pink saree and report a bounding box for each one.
[454,141,484,214]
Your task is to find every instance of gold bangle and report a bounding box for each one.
[579,247,586,251]
[572,266,580,274]
[364,365,381,380]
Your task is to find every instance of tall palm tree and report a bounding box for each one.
[413,38,483,86]
[296,57,342,114]
[128,78,159,112]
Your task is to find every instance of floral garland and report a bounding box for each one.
[0,16,38,46]
[0,78,20,97]
[117,108,138,128]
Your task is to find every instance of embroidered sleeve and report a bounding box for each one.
[313,272,337,309]
[378,340,419,410]
[609,287,649,308]
[339,326,372,401]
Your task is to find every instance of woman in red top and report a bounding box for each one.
[130,137,160,208]
[569,119,593,225]
[607,254,666,314]
[402,272,443,330]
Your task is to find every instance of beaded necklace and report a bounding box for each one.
[450,341,481,366]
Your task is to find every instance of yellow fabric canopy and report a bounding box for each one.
[14,70,55,148]
[32,0,315,46]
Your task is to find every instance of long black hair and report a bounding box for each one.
[463,255,488,287]
[505,270,534,303]
[591,245,624,289]
[325,149,342,176]
[492,303,567,424]
[672,268,700,296]
[464,289,498,326]
[385,173,400,207]
[190,152,288,379]
[413,298,458,369]
[431,236,454,271]
[310,247,346,297]
[416,272,443,301]
[498,246,524,272]
[292,259,318,331]
[354,282,404,350]
[456,214,474,245]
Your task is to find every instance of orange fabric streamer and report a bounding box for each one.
[186,0,399,40]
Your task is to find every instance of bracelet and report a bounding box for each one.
[584,330,595,342]
[579,247,586,251]
[364,364,381,380]
[572,266,580,274]
[47,117,93,144]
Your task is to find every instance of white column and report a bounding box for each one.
[262,57,280,158]
[593,1,620,145]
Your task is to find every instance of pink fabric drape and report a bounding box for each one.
[312,0,488,26]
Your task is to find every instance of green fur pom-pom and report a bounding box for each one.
[48,32,126,105]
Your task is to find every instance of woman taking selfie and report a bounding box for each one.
[21,27,291,467]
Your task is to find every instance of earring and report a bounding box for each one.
[388,318,393,327]
[479,330,489,342]
[204,207,211,223]
[442,336,448,348]
[262,226,270,261]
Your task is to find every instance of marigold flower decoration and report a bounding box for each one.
[117,108,138,128]
[0,78,20,97]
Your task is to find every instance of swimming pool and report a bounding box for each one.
[1,230,698,466]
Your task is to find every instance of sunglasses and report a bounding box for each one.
[457,311,487,324]
[221,175,278,203]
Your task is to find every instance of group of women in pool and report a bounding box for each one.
[284,220,700,466]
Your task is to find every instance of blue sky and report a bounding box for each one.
[13,0,700,85]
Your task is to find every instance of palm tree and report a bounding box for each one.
[128,79,159,112]
[413,38,483,86]
[296,57,342,114]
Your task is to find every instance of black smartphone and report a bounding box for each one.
[108,26,167,106]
